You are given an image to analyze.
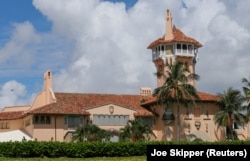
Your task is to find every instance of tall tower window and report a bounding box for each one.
[183,44,187,54]
[161,45,164,51]
[188,45,193,54]
[177,44,181,53]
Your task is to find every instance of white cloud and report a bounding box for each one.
[32,0,250,95]
[33,0,159,94]
[0,22,39,66]
[0,81,30,109]
[1,0,250,109]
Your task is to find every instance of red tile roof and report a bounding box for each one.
[0,91,218,120]
[147,27,202,49]
[141,91,220,106]
[28,92,153,117]
[197,91,220,101]
[0,111,24,120]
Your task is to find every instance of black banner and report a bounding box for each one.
[147,144,250,161]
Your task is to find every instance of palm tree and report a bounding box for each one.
[119,124,131,142]
[242,76,250,101]
[72,126,85,142]
[214,87,246,140]
[72,124,110,142]
[119,119,155,142]
[153,61,200,141]
[242,76,250,121]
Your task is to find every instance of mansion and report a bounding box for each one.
[0,10,249,142]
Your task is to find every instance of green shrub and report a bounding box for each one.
[0,140,249,158]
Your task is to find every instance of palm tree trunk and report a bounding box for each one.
[227,117,234,140]
[177,103,180,141]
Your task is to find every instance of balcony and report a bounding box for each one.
[175,49,194,57]
[152,51,171,60]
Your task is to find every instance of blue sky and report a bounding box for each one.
[0,0,51,91]
[0,0,250,109]
[0,0,137,95]
[0,0,51,32]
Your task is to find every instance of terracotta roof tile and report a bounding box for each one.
[147,27,202,49]
[197,91,220,101]
[28,92,153,116]
[0,91,218,120]
[141,91,220,106]
[134,109,154,117]
[0,111,24,120]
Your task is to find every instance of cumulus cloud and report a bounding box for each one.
[1,0,250,109]
[0,81,30,109]
[33,0,160,94]
[0,22,38,67]
[32,0,250,95]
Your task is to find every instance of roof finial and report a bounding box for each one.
[165,9,174,40]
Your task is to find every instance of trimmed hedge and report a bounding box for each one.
[0,140,249,158]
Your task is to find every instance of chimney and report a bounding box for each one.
[164,9,174,40]
[43,70,52,91]
[140,87,152,96]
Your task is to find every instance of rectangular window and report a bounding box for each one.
[93,115,129,126]
[33,115,51,125]
[234,122,243,129]
[40,116,45,124]
[34,115,39,124]
[46,116,51,124]
[140,117,153,127]
[194,107,201,117]
[64,116,83,128]
[0,122,9,129]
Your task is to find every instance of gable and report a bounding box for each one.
[86,103,137,115]
[26,92,153,117]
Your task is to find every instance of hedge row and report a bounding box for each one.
[0,140,249,158]
[0,141,147,158]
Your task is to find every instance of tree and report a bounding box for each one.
[242,76,250,121]
[119,119,155,142]
[72,124,110,142]
[153,61,200,141]
[214,87,246,140]
[242,76,250,101]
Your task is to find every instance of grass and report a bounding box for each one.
[0,156,146,161]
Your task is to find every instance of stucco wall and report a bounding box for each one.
[150,101,227,141]
[0,119,23,132]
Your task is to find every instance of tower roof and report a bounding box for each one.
[147,9,202,49]
[147,27,203,49]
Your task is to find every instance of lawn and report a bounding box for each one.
[0,156,146,161]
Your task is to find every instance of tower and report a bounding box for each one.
[147,9,202,87]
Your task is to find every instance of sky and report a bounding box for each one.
[0,0,250,109]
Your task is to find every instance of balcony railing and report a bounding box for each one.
[152,50,194,60]
[175,49,194,56]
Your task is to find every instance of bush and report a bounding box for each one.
[0,140,249,158]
